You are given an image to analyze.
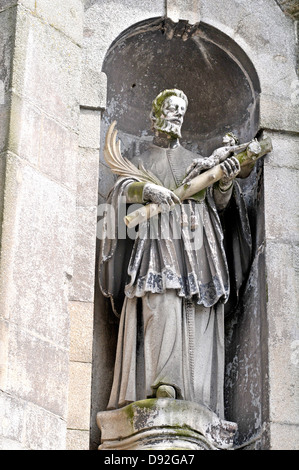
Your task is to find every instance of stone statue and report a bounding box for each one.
[99,89,255,419]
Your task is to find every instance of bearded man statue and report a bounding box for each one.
[99,89,252,419]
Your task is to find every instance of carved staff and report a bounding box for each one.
[104,122,272,229]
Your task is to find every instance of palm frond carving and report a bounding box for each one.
[104,121,163,186]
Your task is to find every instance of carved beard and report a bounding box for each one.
[154,118,182,139]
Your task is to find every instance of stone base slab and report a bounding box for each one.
[97,399,237,450]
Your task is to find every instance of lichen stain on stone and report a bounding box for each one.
[132,400,160,430]
[207,421,237,447]
[122,399,160,430]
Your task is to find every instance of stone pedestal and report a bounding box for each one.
[97,399,237,450]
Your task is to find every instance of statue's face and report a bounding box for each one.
[154,95,187,138]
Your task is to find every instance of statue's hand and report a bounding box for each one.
[219,157,241,190]
[143,183,180,210]
[182,156,219,184]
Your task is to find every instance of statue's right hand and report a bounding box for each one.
[143,183,180,210]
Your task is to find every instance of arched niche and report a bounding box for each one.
[100,17,260,162]
[92,17,263,450]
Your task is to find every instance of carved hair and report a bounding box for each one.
[150,89,188,123]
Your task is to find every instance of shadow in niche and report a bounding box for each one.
[91,17,265,450]
[224,157,269,450]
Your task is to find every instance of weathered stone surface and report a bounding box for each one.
[0,154,75,346]
[9,93,78,190]
[3,1,36,10]
[71,206,97,302]
[98,399,237,450]
[264,166,299,244]
[269,422,299,450]
[20,0,36,9]
[0,0,83,452]
[0,390,67,450]
[0,6,16,153]
[0,437,25,450]
[0,390,23,444]
[0,105,10,153]
[1,0,83,45]
[69,301,94,363]
[4,323,69,418]
[0,152,6,238]
[12,7,81,130]
[0,319,9,390]
[0,1,17,10]
[67,362,92,430]
[264,132,299,170]
[84,0,165,70]
[266,241,299,425]
[79,109,101,149]
[166,0,200,24]
[80,67,107,110]
[201,0,294,53]
[35,0,84,45]
[23,401,67,450]
[200,0,298,133]
[67,429,90,450]
[260,93,299,133]
[275,0,299,20]
[77,147,99,206]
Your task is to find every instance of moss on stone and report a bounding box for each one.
[127,182,146,203]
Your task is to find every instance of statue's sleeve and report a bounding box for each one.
[98,177,137,317]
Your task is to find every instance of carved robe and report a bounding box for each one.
[99,144,252,418]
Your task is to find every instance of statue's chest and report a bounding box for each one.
[144,147,194,190]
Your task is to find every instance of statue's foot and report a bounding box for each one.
[156,385,176,399]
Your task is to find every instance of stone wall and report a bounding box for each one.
[0,0,83,450]
[66,43,106,451]
[263,131,299,449]
[0,3,16,240]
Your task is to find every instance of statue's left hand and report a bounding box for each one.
[219,157,241,190]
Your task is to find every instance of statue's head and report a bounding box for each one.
[150,89,188,139]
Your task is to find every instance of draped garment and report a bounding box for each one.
[99,144,252,416]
